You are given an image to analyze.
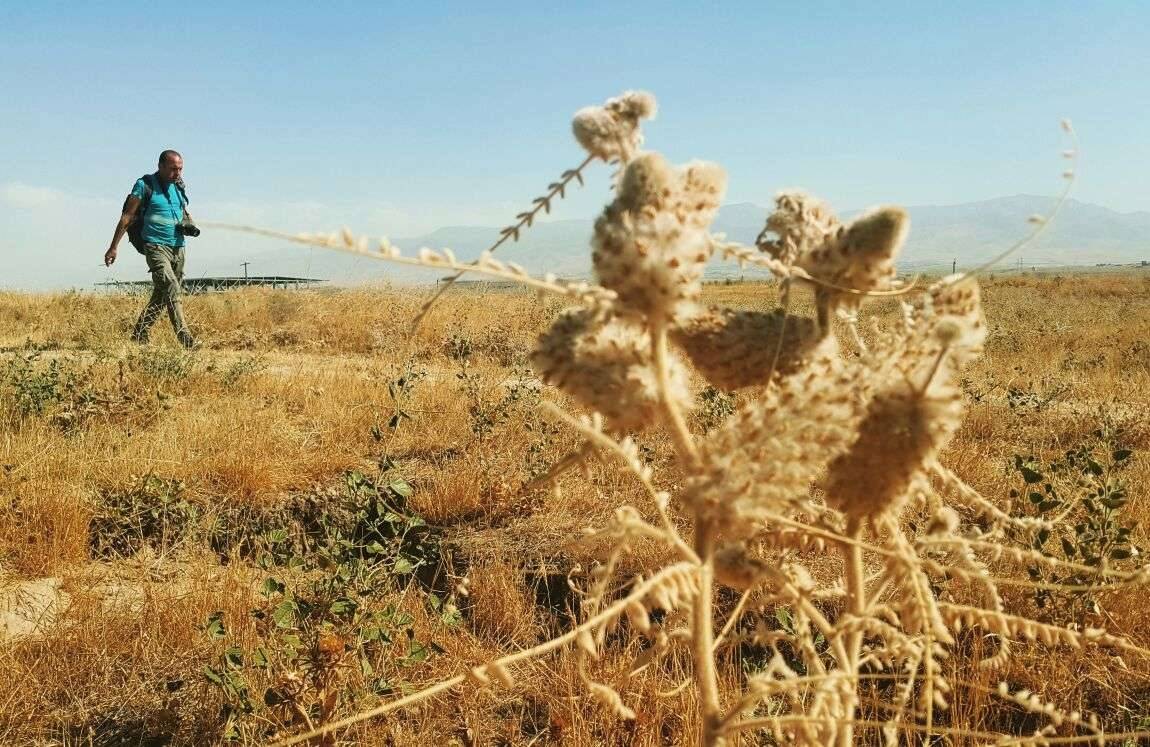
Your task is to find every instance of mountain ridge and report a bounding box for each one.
[223,195,1150,283]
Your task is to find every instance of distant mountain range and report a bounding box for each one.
[226,195,1150,284]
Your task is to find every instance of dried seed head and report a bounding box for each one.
[617,152,676,212]
[801,206,907,288]
[686,355,869,536]
[928,273,981,315]
[819,274,983,523]
[593,153,727,323]
[932,319,963,345]
[678,160,727,229]
[572,107,619,159]
[672,307,835,390]
[572,90,658,163]
[758,189,842,264]
[927,274,986,358]
[531,308,691,432]
[823,378,963,521]
[896,274,986,387]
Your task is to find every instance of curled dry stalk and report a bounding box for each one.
[412,153,596,328]
[221,92,1148,747]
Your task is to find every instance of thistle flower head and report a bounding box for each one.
[677,160,727,228]
[787,205,908,328]
[572,90,658,164]
[823,377,963,521]
[685,355,868,536]
[800,206,907,290]
[758,189,842,265]
[672,307,835,390]
[927,273,986,356]
[531,308,691,432]
[617,151,677,211]
[894,274,987,388]
[822,273,982,522]
[592,153,727,324]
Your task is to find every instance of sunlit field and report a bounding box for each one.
[1,270,1148,745]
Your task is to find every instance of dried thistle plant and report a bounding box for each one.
[219,93,1149,747]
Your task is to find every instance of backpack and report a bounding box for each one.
[124,174,190,254]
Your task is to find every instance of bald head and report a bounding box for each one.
[156,150,184,185]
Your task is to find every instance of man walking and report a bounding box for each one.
[104,150,198,349]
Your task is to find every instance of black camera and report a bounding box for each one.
[176,220,201,238]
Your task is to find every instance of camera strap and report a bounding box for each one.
[152,175,190,229]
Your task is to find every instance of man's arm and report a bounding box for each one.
[105,195,140,267]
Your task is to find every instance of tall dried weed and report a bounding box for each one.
[217,92,1150,747]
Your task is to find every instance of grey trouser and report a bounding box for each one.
[132,243,192,344]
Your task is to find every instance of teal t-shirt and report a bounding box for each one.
[131,176,186,248]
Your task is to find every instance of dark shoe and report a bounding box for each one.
[130,332,150,345]
[177,332,201,350]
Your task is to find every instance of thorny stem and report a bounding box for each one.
[927,461,1053,532]
[649,321,717,743]
[692,524,721,745]
[413,154,596,327]
[764,286,793,383]
[839,516,868,747]
[935,567,1150,593]
[926,535,1144,580]
[650,322,701,471]
[723,669,996,737]
[759,507,903,563]
[203,222,616,308]
[274,563,697,747]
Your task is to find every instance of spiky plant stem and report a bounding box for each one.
[840,516,868,747]
[650,321,718,744]
[692,525,721,745]
[414,154,596,326]
[651,323,700,470]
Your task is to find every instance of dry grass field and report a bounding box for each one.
[0,271,1148,745]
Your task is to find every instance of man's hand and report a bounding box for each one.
[107,197,138,267]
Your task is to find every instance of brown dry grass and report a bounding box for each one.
[1,271,1148,745]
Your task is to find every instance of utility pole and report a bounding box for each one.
[240,262,250,279]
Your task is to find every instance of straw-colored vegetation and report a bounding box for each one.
[2,91,1149,745]
[1,273,1147,745]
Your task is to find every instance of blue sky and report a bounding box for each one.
[1,1,1147,288]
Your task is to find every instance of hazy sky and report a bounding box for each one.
[2,1,1147,288]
